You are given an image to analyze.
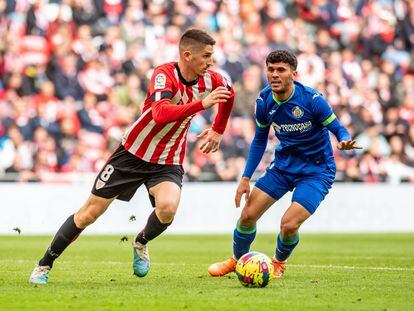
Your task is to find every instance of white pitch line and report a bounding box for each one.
[290,264,414,271]
[2,260,414,271]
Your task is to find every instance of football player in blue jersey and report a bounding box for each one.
[208,49,361,278]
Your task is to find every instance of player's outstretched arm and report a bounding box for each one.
[235,177,251,208]
[312,93,362,152]
[324,116,362,151]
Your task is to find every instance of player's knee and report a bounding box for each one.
[240,208,258,227]
[156,200,178,222]
[280,219,300,237]
[76,204,102,227]
[76,211,97,227]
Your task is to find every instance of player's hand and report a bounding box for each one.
[235,177,251,208]
[201,87,231,109]
[337,140,363,150]
[197,128,222,153]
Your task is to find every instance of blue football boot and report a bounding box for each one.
[133,241,150,277]
[29,265,51,284]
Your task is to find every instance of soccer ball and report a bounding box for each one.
[235,252,274,288]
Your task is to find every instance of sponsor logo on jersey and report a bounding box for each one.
[292,106,304,118]
[95,179,106,190]
[154,73,166,89]
[272,121,312,133]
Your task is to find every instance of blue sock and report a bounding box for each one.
[275,233,299,262]
[233,220,256,260]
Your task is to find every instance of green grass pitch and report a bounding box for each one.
[1,234,413,310]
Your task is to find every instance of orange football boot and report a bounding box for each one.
[272,258,286,278]
[208,257,237,276]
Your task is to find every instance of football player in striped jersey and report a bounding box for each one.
[29,28,234,284]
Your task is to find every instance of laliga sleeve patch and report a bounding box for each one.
[154,73,166,90]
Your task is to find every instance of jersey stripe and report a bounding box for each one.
[167,119,191,165]
[135,121,170,158]
[173,67,179,82]
[150,118,188,163]
[198,75,206,94]
[172,84,192,164]
[164,83,193,164]
[158,116,192,164]
[185,85,193,102]
[205,72,213,91]
[129,119,157,155]
[175,85,194,164]
[140,122,176,162]
[123,108,153,150]
[181,86,189,105]
[192,82,200,100]
[171,90,181,105]
[178,127,190,164]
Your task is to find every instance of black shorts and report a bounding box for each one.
[91,144,184,206]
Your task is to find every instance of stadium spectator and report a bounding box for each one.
[53,53,84,100]
[233,65,262,117]
[0,0,414,184]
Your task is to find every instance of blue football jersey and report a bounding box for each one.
[254,81,343,175]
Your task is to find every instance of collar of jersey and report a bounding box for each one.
[272,85,296,106]
[174,63,200,86]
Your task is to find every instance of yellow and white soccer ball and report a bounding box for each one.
[235,251,274,288]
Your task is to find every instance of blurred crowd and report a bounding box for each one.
[0,0,414,184]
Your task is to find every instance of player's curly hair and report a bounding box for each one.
[179,29,216,52]
[266,50,298,70]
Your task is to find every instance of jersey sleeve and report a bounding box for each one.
[310,93,336,126]
[242,124,269,178]
[148,66,174,101]
[211,75,234,134]
[149,67,204,124]
[255,94,270,128]
[311,92,351,142]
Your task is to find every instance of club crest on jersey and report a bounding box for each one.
[95,179,106,190]
[154,73,166,89]
[292,106,304,118]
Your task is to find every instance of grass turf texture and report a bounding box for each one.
[1,234,413,310]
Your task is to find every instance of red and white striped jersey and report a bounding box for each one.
[122,62,234,165]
